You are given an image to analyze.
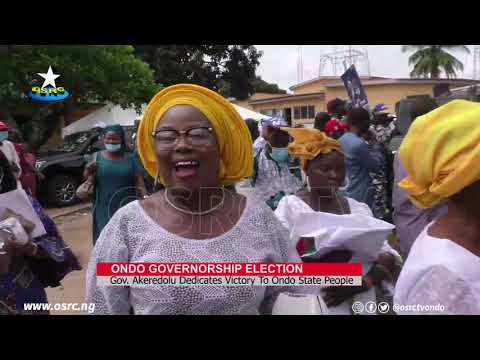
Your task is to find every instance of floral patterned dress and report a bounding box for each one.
[0,196,81,315]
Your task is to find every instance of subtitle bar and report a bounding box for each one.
[97,275,362,287]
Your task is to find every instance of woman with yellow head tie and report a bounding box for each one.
[274,127,401,315]
[394,100,480,315]
[86,84,305,315]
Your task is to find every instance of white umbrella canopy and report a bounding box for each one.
[231,104,270,121]
[63,102,267,137]
[62,103,146,137]
[134,104,270,122]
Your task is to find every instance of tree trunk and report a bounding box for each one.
[0,107,10,121]
[63,98,75,126]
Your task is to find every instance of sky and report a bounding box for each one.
[254,45,475,92]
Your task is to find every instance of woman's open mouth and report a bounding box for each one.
[172,160,200,178]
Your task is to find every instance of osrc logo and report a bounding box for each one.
[28,66,70,102]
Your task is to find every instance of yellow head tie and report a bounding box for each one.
[136,84,253,186]
[399,99,480,208]
[282,127,344,171]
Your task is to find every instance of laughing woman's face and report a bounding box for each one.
[153,105,220,191]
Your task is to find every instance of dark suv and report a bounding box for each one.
[36,126,135,207]
[389,86,480,153]
[388,95,436,154]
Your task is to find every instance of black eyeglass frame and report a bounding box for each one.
[151,126,214,139]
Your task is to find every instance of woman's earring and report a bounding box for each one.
[306,176,311,192]
[154,168,160,189]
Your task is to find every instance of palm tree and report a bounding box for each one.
[402,45,470,78]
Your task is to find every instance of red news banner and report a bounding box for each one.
[96,263,362,287]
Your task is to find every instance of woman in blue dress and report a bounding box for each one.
[83,124,142,244]
[0,150,80,315]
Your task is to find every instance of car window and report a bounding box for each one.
[59,132,93,152]
[91,139,105,152]
[396,100,413,135]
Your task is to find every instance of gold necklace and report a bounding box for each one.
[163,188,225,216]
[313,188,347,215]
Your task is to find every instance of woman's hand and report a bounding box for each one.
[367,261,394,284]
[83,161,97,180]
[0,242,12,273]
[322,257,395,308]
[86,162,97,176]
[323,277,371,307]
[302,249,353,263]
[302,249,360,307]
[7,240,39,258]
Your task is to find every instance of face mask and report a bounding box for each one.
[306,175,311,192]
[270,147,289,163]
[105,144,122,152]
[0,132,8,142]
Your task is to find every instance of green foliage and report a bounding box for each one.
[402,45,470,78]
[252,76,287,94]
[0,45,160,146]
[134,45,264,100]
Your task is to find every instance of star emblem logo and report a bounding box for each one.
[37,66,60,89]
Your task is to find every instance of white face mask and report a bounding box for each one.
[303,172,311,191]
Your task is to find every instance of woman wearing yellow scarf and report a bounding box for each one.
[86,84,306,315]
[394,100,480,314]
[274,128,401,315]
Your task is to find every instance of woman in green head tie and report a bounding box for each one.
[83,124,142,244]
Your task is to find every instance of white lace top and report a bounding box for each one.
[274,194,401,315]
[394,223,480,315]
[85,197,306,315]
[253,148,303,202]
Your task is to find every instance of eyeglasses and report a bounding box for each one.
[152,127,214,148]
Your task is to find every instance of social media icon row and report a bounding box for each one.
[352,301,390,314]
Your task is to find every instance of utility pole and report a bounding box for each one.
[318,45,370,77]
[297,45,303,83]
[473,45,480,80]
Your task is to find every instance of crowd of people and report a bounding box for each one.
[1,84,479,315]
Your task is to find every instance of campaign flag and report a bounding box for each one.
[341,65,369,110]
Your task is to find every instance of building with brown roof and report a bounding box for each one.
[241,76,480,127]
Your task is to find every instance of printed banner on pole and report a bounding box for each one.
[341,65,369,110]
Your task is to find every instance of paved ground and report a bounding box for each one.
[44,202,91,219]
[45,209,93,315]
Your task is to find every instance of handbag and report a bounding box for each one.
[76,152,97,201]
[272,292,329,315]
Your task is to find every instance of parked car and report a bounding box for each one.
[36,125,136,207]
[388,95,436,154]
[435,84,480,106]
[388,86,480,154]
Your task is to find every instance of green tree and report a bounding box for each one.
[252,76,287,94]
[221,46,261,99]
[402,45,470,78]
[0,45,160,147]
[134,45,263,100]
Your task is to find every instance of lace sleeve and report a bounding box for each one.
[404,265,480,315]
[258,207,318,315]
[85,208,131,315]
[274,196,291,230]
